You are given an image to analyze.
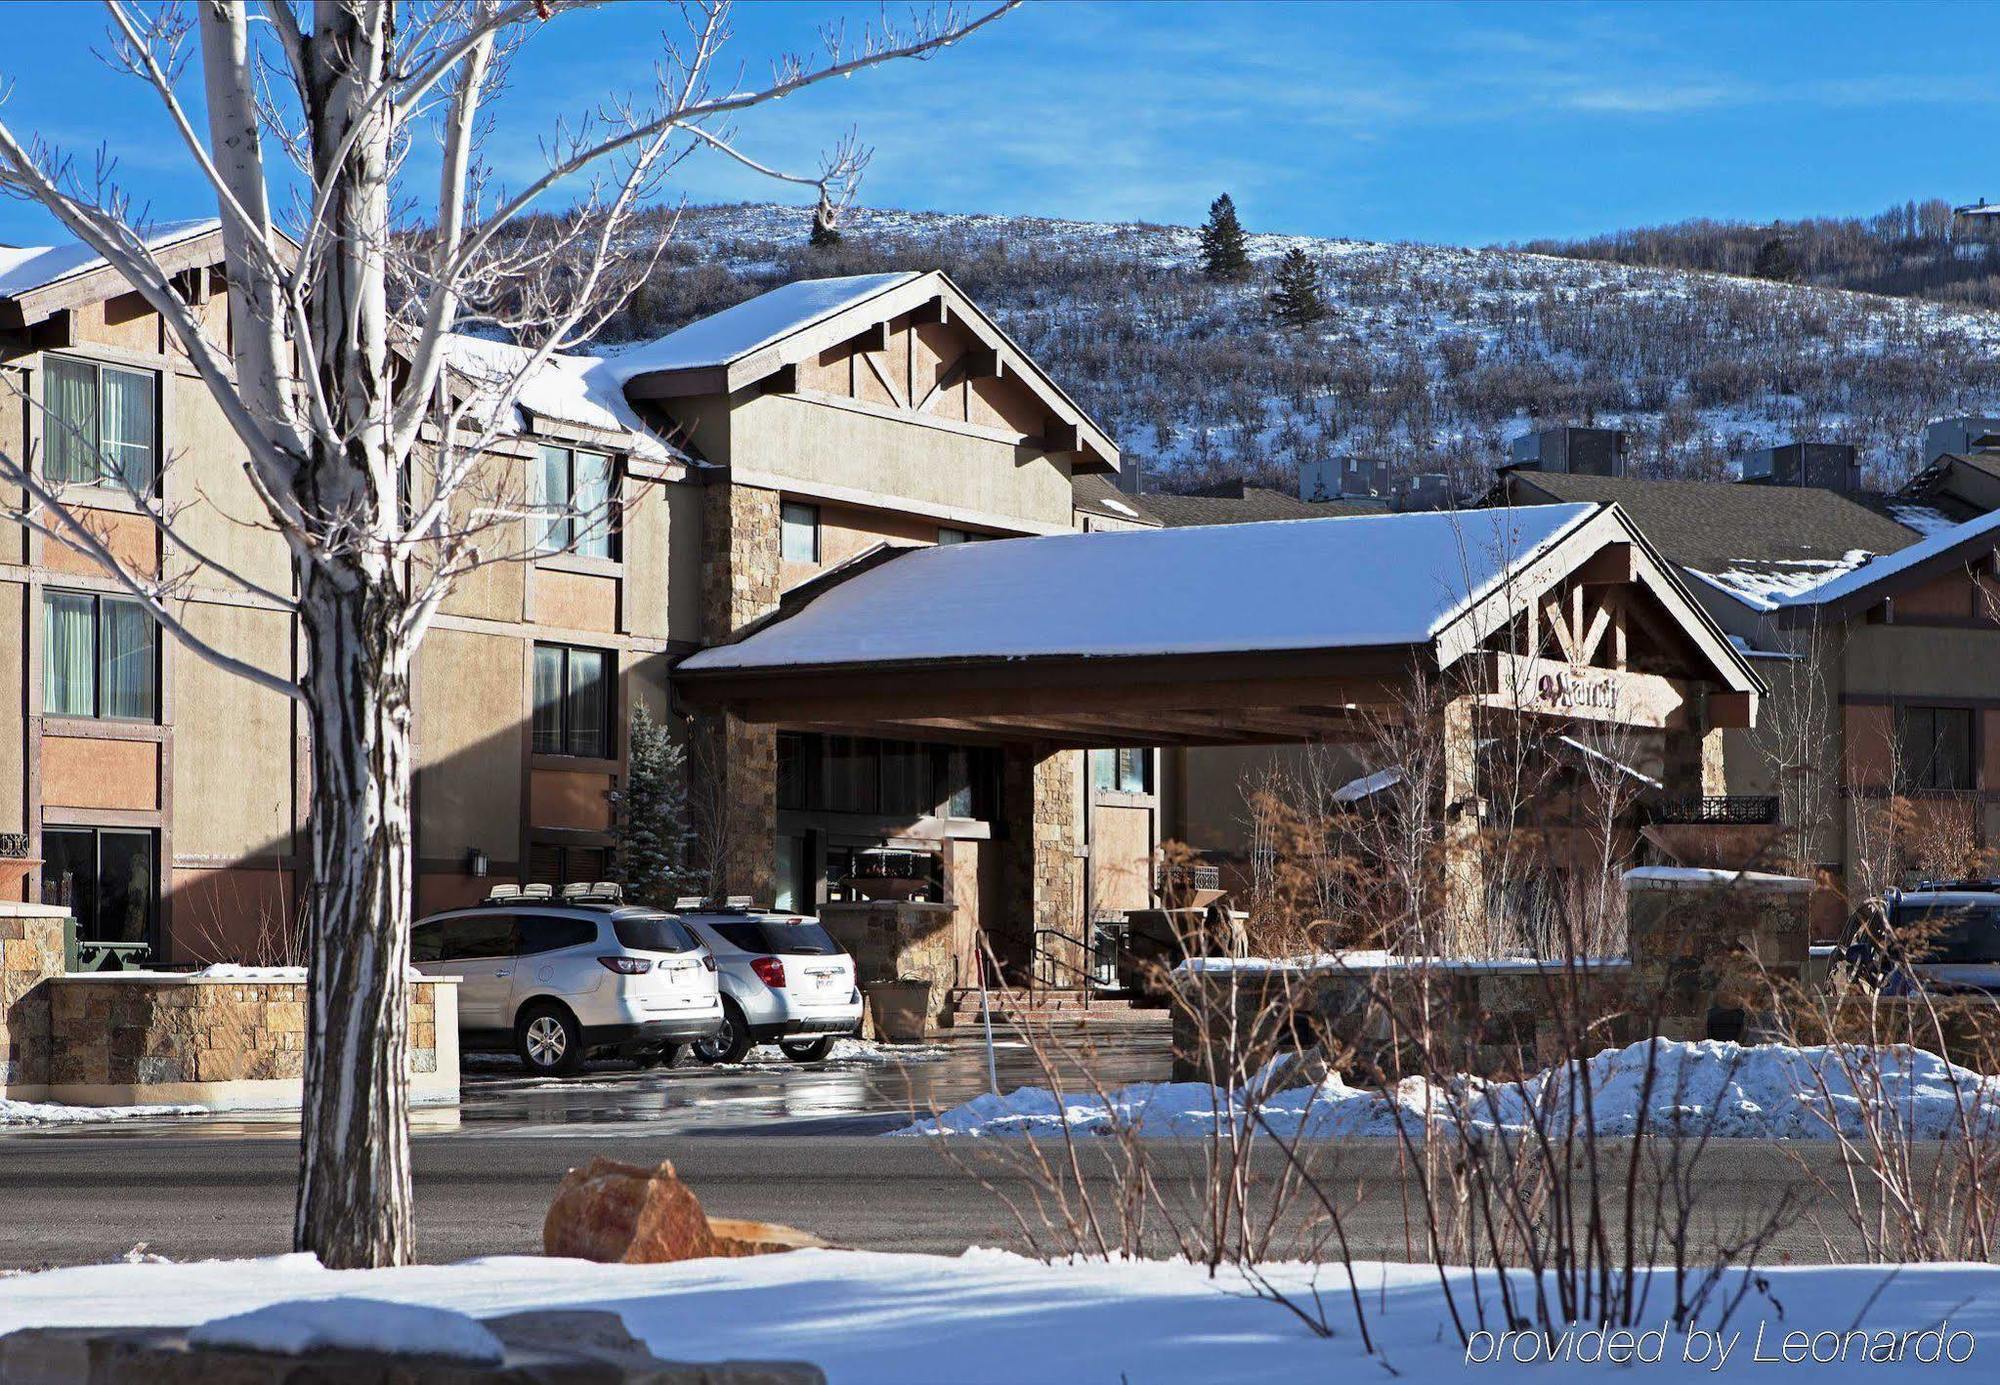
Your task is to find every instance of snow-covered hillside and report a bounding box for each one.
[592,201,2000,494]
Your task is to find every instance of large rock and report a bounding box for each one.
[0,1310,826,1383]
[543,1158,827,1264]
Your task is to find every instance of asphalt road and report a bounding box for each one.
[0,1131,1898,1271]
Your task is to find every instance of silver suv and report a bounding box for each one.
[681,902,862,1063]
[412,884,722,1075]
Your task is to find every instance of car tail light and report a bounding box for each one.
[597,956,653,974]
[750,956,786,988]
[701,954,716,972]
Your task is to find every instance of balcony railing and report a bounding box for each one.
[1157,863,1222,893]
[1645,795,1780,826]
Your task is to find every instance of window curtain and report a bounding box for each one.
[571,452,612,558]
[43,591,96,716]
[98,597,156,720]
[565,648,606,757]
[44,357,96,484]
[531,645,564,753]
[534,445,570,553]
[99,366,155,492]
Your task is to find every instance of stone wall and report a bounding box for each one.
[1,909,460,1108]
[1172,868,1815,1083]
[1172,961,1639,1083]
[819,899,965,1032]
[0,903,66,1092]
[36,975,457,1108]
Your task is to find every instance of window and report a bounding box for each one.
[533,444,616,558]
[1092,748,1153,795]
[1898,706,1975,792]
[936,527,970,546]
[444,915,518,960]
[410,921,447,964]
[775,731,998,821]
[44,590,157,721]
[516,916,597,955]
[532,643,611,757]
[775,833,810,912]
[44,356,157,491]
[41,827,155,947]
[613,915,700,954]
[781,501,820,563]
[527,841,611,887]
[707,919,840,956]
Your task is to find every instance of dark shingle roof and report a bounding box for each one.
[1071,472,1160,526]
[1139,486,1386,528]
[1498,472,1923,571]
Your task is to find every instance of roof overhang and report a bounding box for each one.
[675,502,1765,748]
[622,269,1120,474]
[0,225,230,330]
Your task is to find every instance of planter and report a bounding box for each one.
[0,857,38,893]
[865,979,934,1042]
[848,876,930,902]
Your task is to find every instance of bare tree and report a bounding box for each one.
[0,0,1013,1267]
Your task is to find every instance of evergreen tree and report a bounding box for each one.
[1199,193,1251,280]
[1752,235,1797,282]
[1267,247,1328,329]
[809,205,843,248]
[614,704,694,906]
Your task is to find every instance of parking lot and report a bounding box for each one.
[3,1028,1175,1143]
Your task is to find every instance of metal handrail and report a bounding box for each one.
[1028,927,1099,1002]
[1646,795,1780,826]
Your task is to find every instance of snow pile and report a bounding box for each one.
[896,1039,2000,1142]
[189,963,308,982]
[188,1298,504,1363]
[6,1247,1998,1383]
[0,1097,205,1126]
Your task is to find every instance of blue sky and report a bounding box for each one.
[0,1,1993,248]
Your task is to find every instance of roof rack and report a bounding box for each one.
[671,894,771,914]
[561,882,625,903]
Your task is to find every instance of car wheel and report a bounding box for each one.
[692,1001,752,1065]
[779,1037,835,1063]
[516,1001,585,1077]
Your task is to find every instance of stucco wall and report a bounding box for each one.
[726,393,1073,535]
[414,628,526,866]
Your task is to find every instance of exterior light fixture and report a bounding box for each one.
[468,849,489,878]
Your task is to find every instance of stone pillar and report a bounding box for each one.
[0,902,69,1097]
[1624,868,1811,1041]
[1439,695,1484,942]
[1000,742,1084,986]
[1662,714,1728,799]
[696,483,782,901]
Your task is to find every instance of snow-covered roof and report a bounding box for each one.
[442,334,684,463]
[0,218,220,299]
[602,272,917,380]
[1783,506,2000,610]
[681,504,1596,672]
[1684,552,1875,611]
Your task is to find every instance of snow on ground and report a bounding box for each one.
[0,1097,205,1127]
[896,1039,2000,1142]
[4,1248,1995,1382]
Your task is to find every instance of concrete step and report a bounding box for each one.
[942,987,1173,1030]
